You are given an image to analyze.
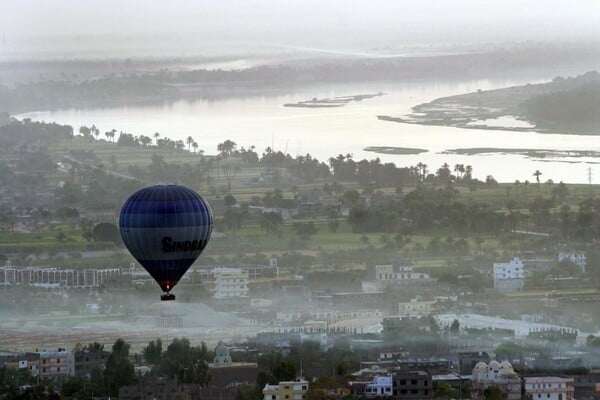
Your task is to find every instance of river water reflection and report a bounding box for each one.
[20,78,600,183]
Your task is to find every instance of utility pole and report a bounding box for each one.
[588,166,593,197]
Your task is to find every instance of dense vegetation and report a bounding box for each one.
[520,81,600,131]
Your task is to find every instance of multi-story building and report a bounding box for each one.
[0,266,121,288]
[364,375,393,398]
[208,341,258,391]
[458,352,490,375]
[332,291,387,309]
[471,361,521,400]
[392,370,433,399]
[38,349,75,382]
[396,358,452,375]
[398,299,437,317]
[572,371,600,400]
[119,379,200,400]
[558,252,586,273]
[263,379,308,400]
[212,268,249,299]
[375,265,431,282]
[524,377,574,400]
[0,353,40,377]
[493,258,525,294]
[74,347,109,378]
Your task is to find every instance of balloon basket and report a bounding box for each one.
[161,293,176,301]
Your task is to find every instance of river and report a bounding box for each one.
[18,77,600,183]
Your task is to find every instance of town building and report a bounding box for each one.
[74,346,109,378]
[362,374,393,398]
[471,361,521,400]
[212,268,249,299]
[263,379,309,400]
[207,341,258,390]
[396,358,453,375]
[392,370,433,399]
[119,379,199,400]
[572,371,600,400]
[38,349,75,382]
[398,298,437,317]
[524,377,574,400]
[375,265,430,282]
[0,266,121,288]
[493,258,525,294]
[332,291,387,309]
[436,313,578,339]
[0,352,40,377]
[558,252,586,273]
[458,352,490,375]
[362,265,432,291]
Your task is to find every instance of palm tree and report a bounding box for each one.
[153,132,160,145]
[91,125,100,140]
[533,170,542,192]
[192,142,199,153]
[464,165,472,181]
[186,136,194,151]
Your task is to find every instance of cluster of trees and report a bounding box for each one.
[0,119,73,149]
[0,365,60,400]
[231,340,363,400]
[3,338,212,400]
[520,76,600,130]
[141,338,211,386]
[0,340,137,400]
[347,186,503,238]
[78,125,202,153]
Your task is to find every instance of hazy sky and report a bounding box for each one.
[2,0,600,57]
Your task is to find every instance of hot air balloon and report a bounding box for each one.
[119,184,213,301]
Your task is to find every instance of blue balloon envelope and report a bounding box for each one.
[119,185,213,296]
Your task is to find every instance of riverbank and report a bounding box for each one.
[378,71,600,135]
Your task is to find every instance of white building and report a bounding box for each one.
[398,298,437,316]
[212,267,249,299]
[524,377,574,400]
[0,266,121,288]
[263,379,308,400]
[375,265,430,281]
[363,265,431,291]
[436,313,578,338]
[471,361,521,400]
[493,258,524,293]
[364,374,393,398]
[558,252,586,273]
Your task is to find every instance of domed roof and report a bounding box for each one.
[488,360,501,371]
[499,361,515,375]
[473,362,488,373]
[215,341,228,356]
[213,341,232,364]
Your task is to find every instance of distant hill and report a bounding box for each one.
[518,79,600,132]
